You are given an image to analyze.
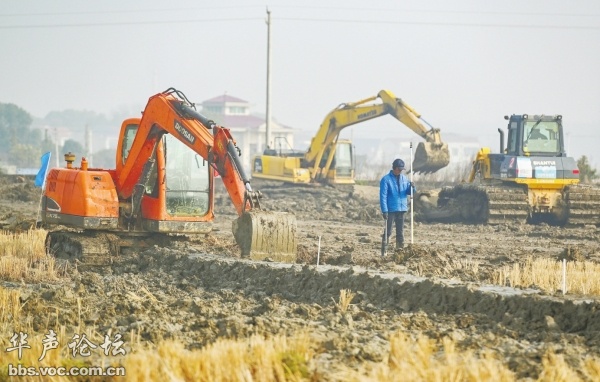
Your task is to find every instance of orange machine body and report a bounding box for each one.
[39,89,258,234]
[43,139,215,233]
[43,167,119,229]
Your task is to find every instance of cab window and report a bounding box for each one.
[121,124,139,164]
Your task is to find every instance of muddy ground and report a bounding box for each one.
[2,175,600,380]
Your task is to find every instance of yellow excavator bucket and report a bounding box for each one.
[412,142,450,174]
[233,211,298,263]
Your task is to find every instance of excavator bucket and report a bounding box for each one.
[232,211,298,263]
[412,142,450,174]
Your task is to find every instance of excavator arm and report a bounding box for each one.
[306,89,450,178]
[116,88,257,216]
[377,90,446,147]
[117,88,296,260]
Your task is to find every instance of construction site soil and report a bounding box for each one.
[2,175,600,380]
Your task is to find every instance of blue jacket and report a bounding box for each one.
[380,171,414,213]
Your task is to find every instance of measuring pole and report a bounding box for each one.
[265,8,272,150]
[410,142,414,244]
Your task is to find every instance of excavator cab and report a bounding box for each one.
[314,140,355,185]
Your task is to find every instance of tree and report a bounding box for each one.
[44,109,109,129]
[9,143,41,168]
[61,139,85,159]
[92,148,116,169]
[0,103,34,152]
[577,156,598,183]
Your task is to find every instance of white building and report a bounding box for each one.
[200,94,295,173]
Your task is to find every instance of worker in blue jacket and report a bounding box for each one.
[380,158,415,251]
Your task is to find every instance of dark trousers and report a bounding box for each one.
[383,211,406,246]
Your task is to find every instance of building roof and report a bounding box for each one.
[202,94,248,104]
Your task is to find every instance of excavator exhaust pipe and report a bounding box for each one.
[232,211,298,263]
[412,142,450,174]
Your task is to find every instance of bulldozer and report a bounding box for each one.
[419,114,600,225]
[251,90,450,185]
[40,88,297,268]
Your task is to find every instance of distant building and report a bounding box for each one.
[200,94,295,173]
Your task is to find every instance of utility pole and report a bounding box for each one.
[54,127,59,167]
[85,125,93,166]
[265,8,272,150]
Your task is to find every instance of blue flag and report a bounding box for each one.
[34,152,52,188]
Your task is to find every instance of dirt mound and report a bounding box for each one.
[0,175,40,202]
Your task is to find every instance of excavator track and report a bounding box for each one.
[437,183,529,224]
[45,231,121,271]
[45,231,175,271]
[565,184,600,226]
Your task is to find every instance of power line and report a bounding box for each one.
[279,17,600,30]
[0,5,260,17]
[1,17,598,30]
[2,5,599,19]
[275,5,600,19]
[0,17,262,29]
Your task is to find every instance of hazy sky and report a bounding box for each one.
[2,0,599,166]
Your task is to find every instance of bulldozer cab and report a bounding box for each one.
[505,114,565,157]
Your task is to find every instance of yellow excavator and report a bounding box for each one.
[251,90,450,185]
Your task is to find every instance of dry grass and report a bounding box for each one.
[123,333,313,382]
[336,331,600,382]
[333,289,356,313]
[0,287,21,327]
[491,257,600,295]
[537,351,600,382]
[0,229,58,282]
[0,325,116,382]
[337,331,515,382]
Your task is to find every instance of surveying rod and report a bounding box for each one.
[410,142,414,244]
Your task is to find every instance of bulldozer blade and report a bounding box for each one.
[412,142,450,174]
[233,211,297,263]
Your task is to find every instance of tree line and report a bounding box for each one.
[0,102,132,170]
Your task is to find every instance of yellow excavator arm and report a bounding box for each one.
[306,89,449,177]
[376,90,446,147]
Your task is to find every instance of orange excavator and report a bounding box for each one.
[41,88,297,268]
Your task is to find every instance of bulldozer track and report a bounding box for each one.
[566,184,600,226]
[438,183,529,224]
[484,185,530,224]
